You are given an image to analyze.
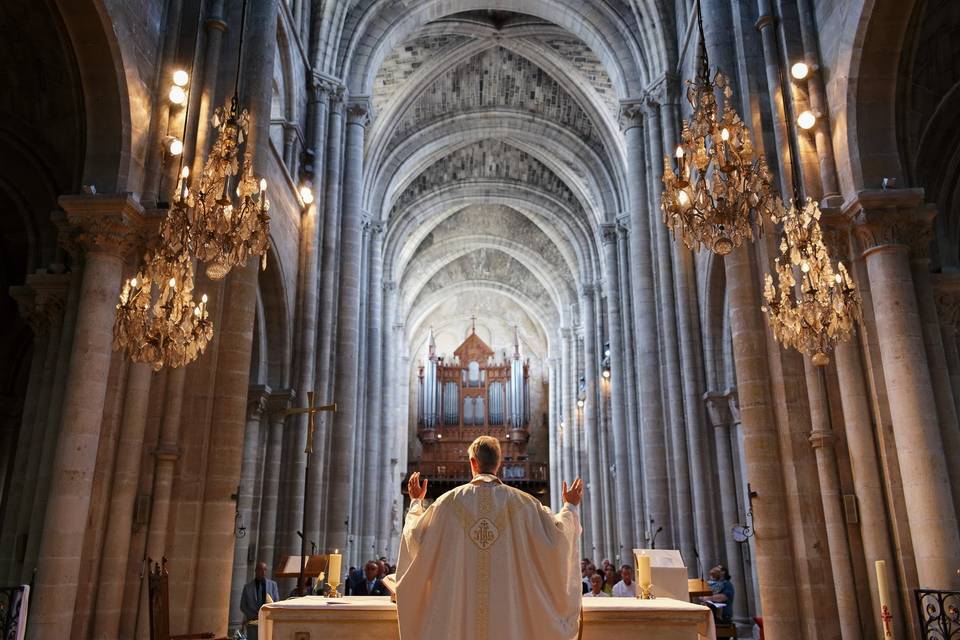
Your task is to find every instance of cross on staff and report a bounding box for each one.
[285,391,336,595]
[286,391,336,454]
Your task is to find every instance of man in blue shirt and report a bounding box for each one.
[701,565,735,623]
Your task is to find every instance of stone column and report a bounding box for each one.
[91,363,154,640]
[804,363,861,639]
[620,101,670,548]
[189,258,260,635]
[724,229,802,635]
[28,194,143,638]
[616,220,644,536]
[326,98,370,556]
[560,328,575,485]
[704,390,749,621]
[259,390,294,571]
[580,286,604,557]
[548,358,561,509]
[833,341,904,634]
[851,192,960,588]
[376,285,399,553]
[933,276,960,433]
[600,223,633,561]
[228,386,269,631]
[361,223,385,558]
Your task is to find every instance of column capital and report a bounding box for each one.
[933,273,960,334]
[9,285,46,336]
[844,189,936,259]
[266,388,296,420]
[600,223,618,246]
[345,97,373,126]
[248,384,272,421]
[819,214,853,264]
[618,99,645,131]
[57,193,146,259]
[643,71,680,106]
[580,281,598,297]
[311,73,346,104]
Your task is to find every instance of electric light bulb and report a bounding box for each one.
[835,273,842,284]
[797,110,817,130]
[201,293,208,303]
[130,278,138,288]
[299,184,314,205]
[167,137,183,156]
[602,369,611,379]
[181,166,190,179]
[172,69,189,87]
[721,128,730,141]
[790,62,810,80]
[674,145,684,158]
[678,190,690,206]
[801,262,810,273]
[259,178,267,192]
[169,277,177,288]
[194,306,201,316]
[169,85,187,106]
[577,399,585,408]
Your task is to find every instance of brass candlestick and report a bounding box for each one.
[638,583,655,600]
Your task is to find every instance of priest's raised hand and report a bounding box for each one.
[395,436,583,640]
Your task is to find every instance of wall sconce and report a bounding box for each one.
[797,110,818,130]
[790,62,810,80]
[299,182,315,206]
[164,136,183,156]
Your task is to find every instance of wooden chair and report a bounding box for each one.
[148,557,228,640]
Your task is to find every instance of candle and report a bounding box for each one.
[328,550,342,586]
[875,560,894,638]
[637,553,652,588]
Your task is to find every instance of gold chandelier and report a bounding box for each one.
[182,99,270,280]
[761,198,862,366]
[660,1,781,256]
[114,248,213,370]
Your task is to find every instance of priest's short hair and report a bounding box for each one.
[468,435,501,473]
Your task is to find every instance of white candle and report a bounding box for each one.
[875,560,893,638]
[328,550,342,586]
[637,553,652,588]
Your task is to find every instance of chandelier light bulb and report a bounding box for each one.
[602,369,611,379]
[674,145,684,159]
[797,110,817,130]
[130,278,138,288]
[678,190,690,206]
[577,399,584,408]
[169,277,177,288]
[259,178,267,192]
[791,62,810,80]
[201,293,208,303]
[172,69,189,87]
[169,85,187,106]
[801,261,810,273]
[721,128,730,141]
[181,166,190,179]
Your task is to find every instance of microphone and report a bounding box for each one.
[651,526,663,549]
[693,547,705,582]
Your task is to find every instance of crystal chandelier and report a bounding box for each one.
[184,99,270,280]
[660,0,781,255]
[761,198,862,366]
[114,248,213,370]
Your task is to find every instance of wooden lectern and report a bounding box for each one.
[276,555,328,593]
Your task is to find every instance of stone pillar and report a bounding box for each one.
[376,283,399,553]
[833,342,904,634]
[616,220,644,536]
[804,363,861,639]
[580,286,604,558]
[189,258,260,635]
[326,98,370,555]
[724,231,802,635]
[91,363,154,640]
[548,358,561,510]
[259,390,294,571]
[560,328,575,485]
[620,101,670,548]
[228,386,269,631]
[28,194,143,638]
[933,276,960,436]
[600,223,633,561]
[188,0,228,178]
[850,192,960,588]
[361,223,385,558]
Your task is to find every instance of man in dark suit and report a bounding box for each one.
[240,562,280,640]
[354,560,390,596]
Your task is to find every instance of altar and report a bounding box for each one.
[258,595,717,640]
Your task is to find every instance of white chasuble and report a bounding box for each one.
[396,474,582,640]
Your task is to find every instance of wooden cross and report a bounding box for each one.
[286,391,336,454]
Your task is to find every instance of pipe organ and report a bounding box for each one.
[411,327,547,497]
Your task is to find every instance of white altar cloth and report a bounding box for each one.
[258,595,716,640]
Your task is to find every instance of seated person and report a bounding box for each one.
[611,564,635,597]
[700,565,735,623]
[602,564,618,595]
[583,573,609,598]
[354,560,391,596]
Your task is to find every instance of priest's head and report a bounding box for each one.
[467,436,501,476]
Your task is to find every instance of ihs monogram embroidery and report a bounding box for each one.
[469,517,499,550]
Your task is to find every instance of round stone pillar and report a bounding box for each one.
[29,194,144,638]
[258,390,295,572]
[852,195,960,588]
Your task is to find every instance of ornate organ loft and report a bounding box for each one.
[410,326,548,499]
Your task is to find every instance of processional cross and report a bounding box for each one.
[285,391,336,595]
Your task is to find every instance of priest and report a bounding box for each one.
[396,435,583,640]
